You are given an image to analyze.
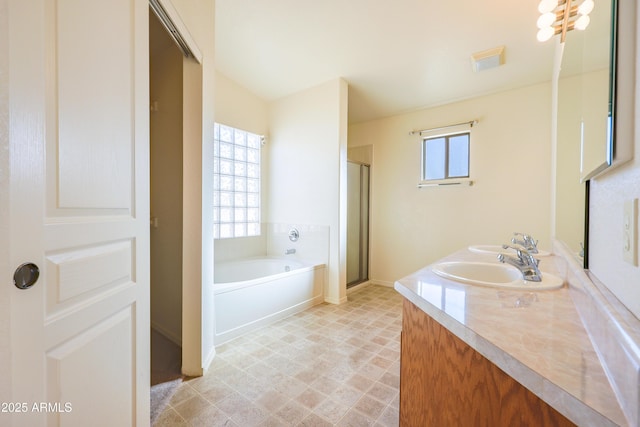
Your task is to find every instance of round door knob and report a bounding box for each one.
[13,263,40,290]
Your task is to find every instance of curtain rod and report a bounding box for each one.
[409,120,478,136]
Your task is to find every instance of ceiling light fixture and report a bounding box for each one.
[536,0,594,42]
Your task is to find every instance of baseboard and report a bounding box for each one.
[347,281,372,294]
[214,294,324,346]
[324,295,348,304]
[201,346,216,375]
[369,280,395,288]
[151,321,182,346]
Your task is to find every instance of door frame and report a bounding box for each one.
[149,0,215,376]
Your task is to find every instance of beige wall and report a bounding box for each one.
[150,19,184,344]
[590,128,640,318]
[349,83,553,285]
[215,71,268,135]
[588,0,640,318]
[556,72,587,254]
[268,78,349,304]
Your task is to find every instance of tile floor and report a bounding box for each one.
[153,284,403,426]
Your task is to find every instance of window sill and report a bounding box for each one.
[417,179,474,188]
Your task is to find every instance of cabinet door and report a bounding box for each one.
[399,300,575,427]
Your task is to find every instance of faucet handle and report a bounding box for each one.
[511,232,539,253]
[502,244,539,267]
[500,244,543,282]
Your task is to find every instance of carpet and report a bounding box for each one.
[150,376,183,424]
[150,329,183,425]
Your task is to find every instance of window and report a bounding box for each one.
[213,123,261,239]
[421,132,470,181]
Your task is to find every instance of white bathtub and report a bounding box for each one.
[214,257,325,344]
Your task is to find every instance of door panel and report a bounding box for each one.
[54,0,133,210]
[46,307,134,426]
[8,0,149,425]
[45,239,133,317]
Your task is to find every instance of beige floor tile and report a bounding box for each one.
[375,406,399,427]
[230,403,270,426]
[295,387,328,410]
[337,408,377,427]
[275,399,310,425]
[214,391,252,418]
[299,412,334,426]
[188,405,235,427]
[152,407,187,427]
[313,397,350,425]
[310,375,341,395]
[353,394,387,420]
[197,384,233,404]
[346,373,375,393]
[152,285,403,426]
[255,388,290,412]
[330,383,363,407]
[366,382,397,405]
[172,395,213,423]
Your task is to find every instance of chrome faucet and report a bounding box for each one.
[285,248,296,255]
[511,232,539,254]
[497,245,542,282]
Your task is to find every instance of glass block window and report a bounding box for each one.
[214,123,261,239]
[421,132,470,181]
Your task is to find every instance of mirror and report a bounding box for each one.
[555,0,616,257]
[575,0,616,182]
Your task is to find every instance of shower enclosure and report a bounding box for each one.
[347,161,370,288]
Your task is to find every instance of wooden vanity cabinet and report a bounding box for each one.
[399,299,576,427]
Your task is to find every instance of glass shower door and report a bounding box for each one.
[347,161,370,287]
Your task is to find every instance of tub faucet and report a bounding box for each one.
[511,232,539,254]
[497,245,542,282]
[285,248,296,255]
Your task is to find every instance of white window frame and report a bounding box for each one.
[418,123,473,187]
[213,123,262,239]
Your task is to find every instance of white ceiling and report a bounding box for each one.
[213,0,592,124]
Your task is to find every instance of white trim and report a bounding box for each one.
[418,178,474,188]
[347,280,372,294]
[370,280,395,288]
[214,295,324,345]
[201,346,216,375]
[325,295,349,305]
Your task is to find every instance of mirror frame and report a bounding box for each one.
[579,0,617,182]
[586,0,635,180]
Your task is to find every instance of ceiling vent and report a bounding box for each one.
[471,46,505,72]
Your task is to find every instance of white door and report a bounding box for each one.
[7,0,150,426]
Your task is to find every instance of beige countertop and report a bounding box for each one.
[394,248,628,426]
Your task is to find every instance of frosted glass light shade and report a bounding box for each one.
[578,0,595,15]
[537,12,556,28]
[537,26,555,42]
[575,15,591,30]
[538,0,558,14]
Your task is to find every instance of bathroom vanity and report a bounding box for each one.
[394,243,632,426]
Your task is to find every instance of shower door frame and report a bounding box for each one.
[347,161,371,288]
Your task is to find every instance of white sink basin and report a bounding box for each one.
[468,245,551,257]
[431,261,564,290]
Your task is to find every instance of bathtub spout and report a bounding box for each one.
[285,248,296,255]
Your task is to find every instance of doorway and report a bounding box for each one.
[347,161,371,288]
[149,9,184,420]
